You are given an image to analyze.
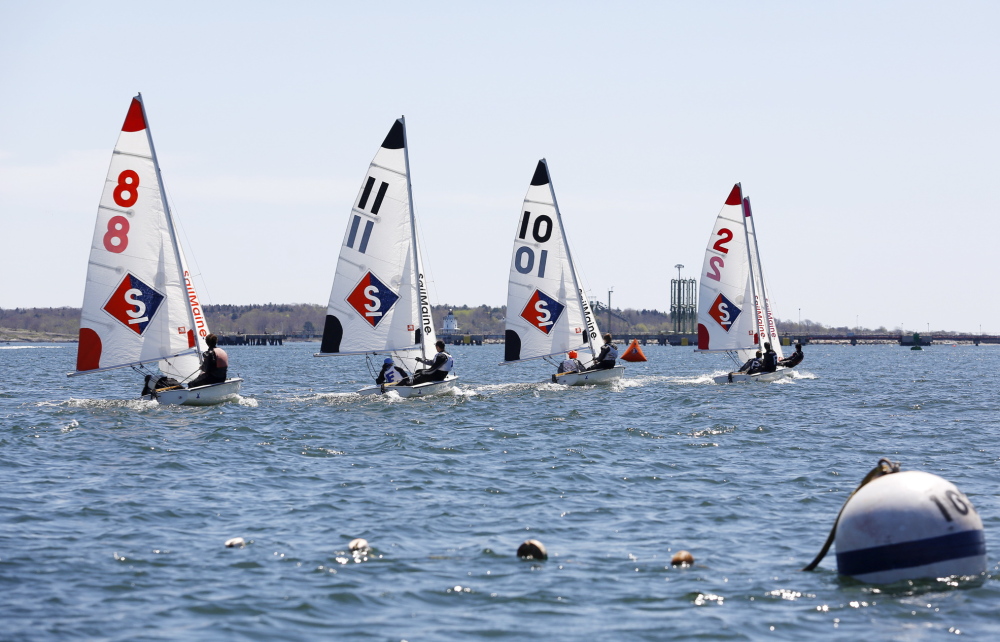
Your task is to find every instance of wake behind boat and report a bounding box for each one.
[314,118,456,398]
[69,94,242,405]
[696,184,790,384]
[501,160,623,386]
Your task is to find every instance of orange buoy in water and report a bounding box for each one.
[620,339,647,362]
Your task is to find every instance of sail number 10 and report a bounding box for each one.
[705,227,733,281]
[103,170,140,254]
[514,211,551,278]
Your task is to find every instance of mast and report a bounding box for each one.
[745,197,777,350]
[138,93,202,365]
[399,116,427,361]
[738,187,764,354]
[545,159,600,356]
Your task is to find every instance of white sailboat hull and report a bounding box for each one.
[357,374,458,398]
[713,368,791,384]
[144,378,243,405]
[552,366,625,386]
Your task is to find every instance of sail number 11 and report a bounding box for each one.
[705,227,733,281]
[514,211,551,278]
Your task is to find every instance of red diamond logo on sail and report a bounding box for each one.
[709,293,741,332]
[520,289,565,335]
[102,273,165,336]
[346,272,399,328]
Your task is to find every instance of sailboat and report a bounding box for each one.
[69,94,242,405]
[314,117,457,397]
[502,159,624,385]
[697,183,789,383]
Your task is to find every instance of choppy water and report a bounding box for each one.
[2,341,999,640]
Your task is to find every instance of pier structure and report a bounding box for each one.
[217,334,285,346]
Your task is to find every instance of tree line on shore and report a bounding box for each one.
[0,304,943,340]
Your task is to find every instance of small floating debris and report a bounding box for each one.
[671,550,694,566]
[224,537,245,548]
[517,539,547,560]
[349,538,369,553]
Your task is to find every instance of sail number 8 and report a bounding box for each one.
[705,228,733,281]
[515,211,552,278]
[103,170,139,253]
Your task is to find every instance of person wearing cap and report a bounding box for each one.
[376,357,409,385]
[778,342,804,368]
[557,350,584,374]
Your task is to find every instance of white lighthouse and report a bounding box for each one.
[441,309,460,335]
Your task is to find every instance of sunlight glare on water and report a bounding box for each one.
[2,342,999,640]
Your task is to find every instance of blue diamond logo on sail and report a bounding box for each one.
[709,293,741,332]
[520,289,565,335]
[346,272,399,328]
[102,273,165,336]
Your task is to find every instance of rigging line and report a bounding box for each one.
[162,181,215,307]
[413,212,442,324]
[802,458,901,572]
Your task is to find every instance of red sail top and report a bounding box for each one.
[725,183,742,206]
[122,98,146,132]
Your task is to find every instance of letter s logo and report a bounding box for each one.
[718,302,730,325]
[535,300,553,327]
[125,288,148,324]
[364,285,382,317]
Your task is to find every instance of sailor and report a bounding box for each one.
[588,333,619,371]
[779,343,804,368]
[411,340,453,385]
[376,357,410,385]
[557,350,584,374]
[141,373,181,397]
[188,333,229,388]
[736,350,763,374]
[760,342,778,373]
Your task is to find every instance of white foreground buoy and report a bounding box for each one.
[835,471,986,583]
[224,537,245,548]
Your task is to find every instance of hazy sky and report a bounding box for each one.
[2,1,997,332]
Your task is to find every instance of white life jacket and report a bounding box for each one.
[441,352,454,372]
[603,344,618,362]
[560,359,581,373]
[384,367,399,383]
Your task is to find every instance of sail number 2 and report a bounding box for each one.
[514,211,551,278]
[705,228,733,281]
[104,170,140,253]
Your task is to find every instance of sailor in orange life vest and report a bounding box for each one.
[188,333,229,388]
[411,340,454,385]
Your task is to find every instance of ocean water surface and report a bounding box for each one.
[1,341,998,640]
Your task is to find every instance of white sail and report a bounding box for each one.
[697,183,759,359]
[744,197,783,359]
[504,159,600,363]
[317,118,434,374]
[74,95,201,376]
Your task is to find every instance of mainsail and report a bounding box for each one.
[697,183,782,362]
[316,117,435,374]
[503,159,601,363]
[73,94,206,378]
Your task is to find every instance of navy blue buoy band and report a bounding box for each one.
[837,530,986,577]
